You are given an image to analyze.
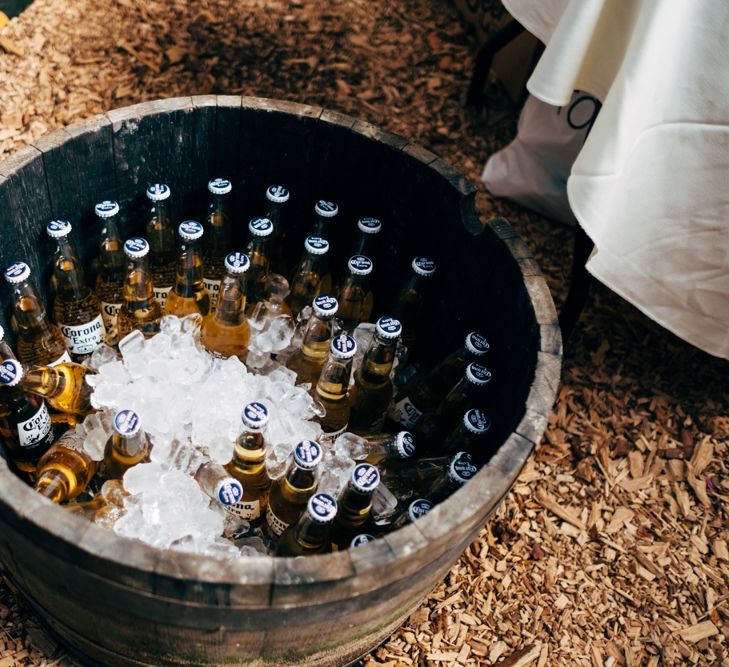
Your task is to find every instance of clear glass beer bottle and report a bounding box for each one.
[117,237,163,339]
[353,217,382,257]
[200,252,251,361]
[0,325,16,362]
[363,430,416,466]
[194,459,244,507]
[336,255,374,332]
[440,408,492,459]
[103,409,151,479]
[165,221,211,317]
[389,498,433,531]
[4,262,70,367]
[275,492,337,557]
[93,200,126,343]
[203,178,233,309]
[391,256,436,358]
[145,183,176,308]
[331,463,380,548]
[245,217,275,312]
[265,185,291,276]
[286,236,330,317]
[314,334,357,443]
[309,200,337,293]
[34,427,98,503]
[20,360,95,416]
[425,451,478,504]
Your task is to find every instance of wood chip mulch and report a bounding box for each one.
[0,1,727,665]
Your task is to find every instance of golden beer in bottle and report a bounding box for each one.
[203,178,233,309]
[331,463,380,548]
[348,316,401,434]
[201,252,251,361]
[34,427,98,503]
[117,237,163,339]
[93,200,126,343]
[286,236,330,317]
[286,294,339,386]
[440,409,492,459]
[309,200,338,293]
[265,185,291,276]
[145,183,176,308]
[194,458,244,507]
[0,325,16,362]
[390,256,436,360]
[314,334,357,443]
[244,217,275,312]
[103,409,150,479]
[165,221,211,317]
[363,430,416,466]
[275,492,337,556]
[353,217,382,258]
[20,361,95,416]
[4,262,70,367]
[336,255,374,332]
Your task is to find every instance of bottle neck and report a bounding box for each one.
[236,430,265,454]
[22,365,64,399]
[267,201,285,230]
[147,202,175,262]
[54,237,88,294]
[301,315,334,359]
[124,256,156,303]
[286,463,317,493]
[35,469,70,503]
[206,197,231,256]
[12,279,54,331]
[298,251,327,277]
[98,219,126,274]
[293,513,331,552]
[359,333,397,385]
[214,269,248,323]
[311,215,330,238]
[316,356,353,402]
[176,239,206,287]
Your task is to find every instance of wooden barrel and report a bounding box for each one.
[0,96,561,666]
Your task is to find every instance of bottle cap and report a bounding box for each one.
[4,262,31,284]
[350,533,375,548]
[248,217,274,237]
[463,408,491,435]
[314,200,338,218]
[95,200,120,219]
[241,401,269,429]
[376,316,402,340]
[0,359,23,386]
[330,334,357,360]
[113,409,141,437]
[294,440,323,469]
[448,451,478,485]
[412,256,436,277]
[465,331,490,356]
[351,463,380,493]
[357,217,381,235]
[465,362,492,386]
[348,255,373,276]
[394,431,416,459]
[208,178,232,195]
[407,498,433,522]
[214,478,244,506]
[307,492,338,524]
[146,183,170,201]
[46,220,72,239]
[124,237,150,259]
[224,252,251,274]
[304,236,329,255]
[313,294,338,317]
[266,185,290,203]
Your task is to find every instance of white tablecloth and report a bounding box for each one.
[503,0,729,359]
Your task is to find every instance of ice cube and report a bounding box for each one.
[83,427,108,462]
[89,343,119,370]
[118,329,145,359]
[123,461,166,495]
[334,432,369,461]
[159,315,181,335]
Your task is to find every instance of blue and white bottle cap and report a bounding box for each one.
[95,200,120,219]
[215,478,244,506]
[350,534,375,548]
[357,217,381,235]
[46,220,72,239]
[408,498,433,522]
[224,252,251,274]
[294,440,323,469]
[208,178,232,195]
[313,294,338,317]
[448,452,478,485]
[463,408,491,435]
[113,409,142,437]
[466,331,490,356]
[146,183,170,201]
[4,262,31,285]
[0,359,23,386]
[376,316,402,340]
[241,401,269,429]
[395,431,416,459]
[248,217,274,237]
[330,334,357,360]
[315,200,338,218]
[348,255,373,276]
[179,220,204,241]
[304,236,329,256]
[412,256,436,277]
[266,185,290,203]
[351,463,380,494]
[307,492,338,523]
[124,237,149,259]
[465,362,492,386]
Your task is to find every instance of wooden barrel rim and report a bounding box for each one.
[0,95,562,590]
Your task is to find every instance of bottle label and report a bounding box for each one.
[154,286,172,306]
[101,302,121,339]
[203,278,221,308]
[48,351,72,367]
[266,505,290,537]
[59,315,105,355]
[387,397,423,428]
[226,499,261,521]
[18,402,52,448]
[318,425,346,446]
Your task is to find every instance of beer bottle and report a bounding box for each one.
[391,256,436,358]
[376,452,461,503]
[200,252,251,361]
[336,255,374,332]
[388,331,490,428]
[264,439,322,541]
[0,359,54,475]
[225,401,272,526]
[314,334,357,443]
[4,262,70,367]
[0,325,16,362]
[103,409,150,479]
[94,200,126,343]
[353,217,382,257]
[145,183,176,308]
[415,362,492,450]
[348,316,402,434]
[194,459,244,507]
[165,221,210,317]
[426,451,478,504]
[34,427,98,503]
[265,185,291,276]
[285,294,339,386]
[20,361,94,417]
[331,463,380,548]
[286,236,330,317]
[45,220,106,361]
[275,492,337,557]
[349,533,375,548]
[309,200,337,292]
[244,217,274,311]
[203,178,233,309]
[363,430,416,466]
[117,237,163,339]
[389,498,432,531]
[440,408,492,459]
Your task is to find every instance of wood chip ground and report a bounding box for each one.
[0,0,727,665]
